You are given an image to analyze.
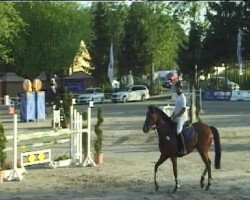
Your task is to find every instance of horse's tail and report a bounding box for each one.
[210,126,221,169]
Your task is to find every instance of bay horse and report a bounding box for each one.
[142,105,221,192]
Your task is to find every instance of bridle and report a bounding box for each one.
[143,109,159,139]
[143,107,174,141]
[144,111,157,131]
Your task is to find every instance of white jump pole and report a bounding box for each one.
[191,86,196,123]
[7,114,23,181]
[199,88,203,113]
[71,109,77,162]
[76,112,81,164]
[82,101,96,167]
[79,114,83,164]
[70,105,83,165]
[70,105,73,129]
[70,106,74,159]
[4,95,10,106]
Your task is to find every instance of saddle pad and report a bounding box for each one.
[182,126,195,140]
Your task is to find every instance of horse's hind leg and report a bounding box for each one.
[154,154,168,191]
[205,157,212,190]
[200,168,208,189]
[199,150,212,190]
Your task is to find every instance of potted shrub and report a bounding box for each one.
[0,123,7,184]
[62,88,73,124]
[94,107,104,164]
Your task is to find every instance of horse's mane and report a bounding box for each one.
[149,105,176,129]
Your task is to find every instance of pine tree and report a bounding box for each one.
[70,40,94,75]
[0,123,7,169]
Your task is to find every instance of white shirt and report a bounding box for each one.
[174,93,188,120]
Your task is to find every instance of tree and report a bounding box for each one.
[0,3,24,65]
[178,21,204,86]
[176,2,207,86]
[118,2,186,94]
[12,3,93,79]
[90,2,128,86]
[118,3,150,77]
[106,3,129,80]
[90,3,110,86]
[202,2,240,67]
[0,123,7,170]
[119,2,185,77]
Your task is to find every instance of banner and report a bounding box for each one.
[108,43,114,83]
[202,90,232,101]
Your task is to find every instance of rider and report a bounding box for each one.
[171,83,188,156]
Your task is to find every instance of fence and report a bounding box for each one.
[4,102,95,182]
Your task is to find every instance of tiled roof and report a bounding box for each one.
[0,72,25,82]
[63,71,92,80]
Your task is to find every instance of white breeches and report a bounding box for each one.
[175,117,185,134]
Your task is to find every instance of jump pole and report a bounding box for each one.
[78,114,83,164]
[7,114,23,181]
[199,88,204,113]
[191,86,196,123]
[82,101,96,167]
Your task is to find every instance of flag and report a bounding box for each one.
[108,43,114,83]
[237,28,243,75]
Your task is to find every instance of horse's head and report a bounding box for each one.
[143,105,158,133]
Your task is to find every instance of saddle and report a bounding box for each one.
[181,121,194,140]
[183,120,192,129]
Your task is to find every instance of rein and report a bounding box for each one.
[154,129,159,140]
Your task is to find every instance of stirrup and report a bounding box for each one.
[178,149,187,156]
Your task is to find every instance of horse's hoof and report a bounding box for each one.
[205,184,211,190]
[173,187,178,193]
[155,184,159,191]
[200,176,205,188]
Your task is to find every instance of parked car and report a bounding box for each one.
[166,71,179,84]
[159,71,179,88]
[207,77,240,91]
[76,88,105,104]
[111,85,150,103]
[160,77,172,89]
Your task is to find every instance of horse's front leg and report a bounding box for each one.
[154,154,168,191]
[171,157,180,193]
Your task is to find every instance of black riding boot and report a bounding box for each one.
[178,134,187,156]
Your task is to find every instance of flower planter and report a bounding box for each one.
[53,159,72,168]
[94,152,103,165]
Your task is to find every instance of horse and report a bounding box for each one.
[142,105,221,192]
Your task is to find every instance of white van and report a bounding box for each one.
[111,85,150,103]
